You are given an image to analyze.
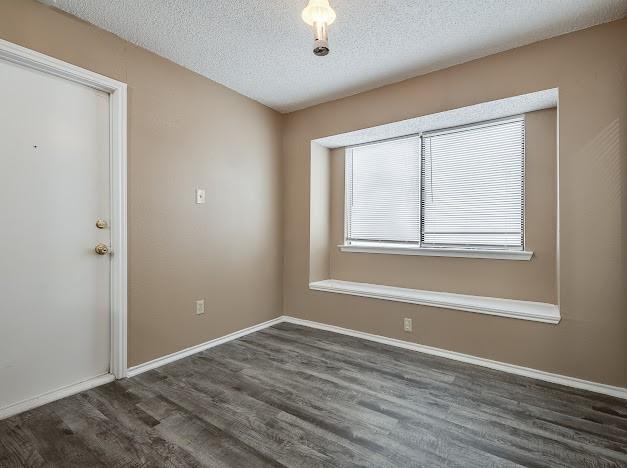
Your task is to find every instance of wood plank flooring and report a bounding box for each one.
[1,322,626,467]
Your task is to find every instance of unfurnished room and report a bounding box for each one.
[1,0,627,466]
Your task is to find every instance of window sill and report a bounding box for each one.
[309,279,560,324]
[339,244,533,261]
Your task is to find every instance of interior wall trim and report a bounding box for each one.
[126,314,625,400]
[0,374,115,421]
[5,314,621,419]
[282,316,627,400]
[126,317,285,377]
[338,244,534,261]
[309,279,560,324]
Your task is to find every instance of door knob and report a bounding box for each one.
[96,219,108,229]
[94,243,109,255]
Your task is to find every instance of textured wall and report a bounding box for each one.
[0,0,284,367]
[283,19,627,387]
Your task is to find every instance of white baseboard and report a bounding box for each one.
[282,316,627,400]
[126,316,284,377]
[0,373,115,420]
[6,313,621,421]
[126,313,626,400]
[1,317,283,420]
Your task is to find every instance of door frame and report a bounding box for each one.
[0,38,128,379]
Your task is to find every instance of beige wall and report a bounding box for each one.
[309,143,332,283]
[327,109,557,303]
[0,0,284,366]
[283,20,627,387]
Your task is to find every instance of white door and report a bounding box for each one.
[0,58,111,411]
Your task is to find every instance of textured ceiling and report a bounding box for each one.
[40,0,627,113]
[316,89,558,149]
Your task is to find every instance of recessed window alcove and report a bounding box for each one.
[308,89,560,323]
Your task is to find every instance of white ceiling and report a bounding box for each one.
[41,0,627,113]
[316,89,558,149]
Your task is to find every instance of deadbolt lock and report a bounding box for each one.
[96,219,108,229]
[94,243,109,255]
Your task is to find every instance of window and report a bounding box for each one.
[345,135,421,243]
[344,116,526,255]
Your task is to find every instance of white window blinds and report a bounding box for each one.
[421,117,524,249]
[345,116,525,251]
[345,136,421,243]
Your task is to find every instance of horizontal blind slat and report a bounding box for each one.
[346,118,525,250]
[346,136,421,242]
[421,119,524,249]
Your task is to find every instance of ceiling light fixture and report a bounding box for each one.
[302,0,336,56]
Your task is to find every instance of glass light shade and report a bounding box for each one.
[302,0,336,26]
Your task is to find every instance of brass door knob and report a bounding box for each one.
[94,243,109,255]
[96,219,108,229]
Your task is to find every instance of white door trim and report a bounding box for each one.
[0,38,128,379]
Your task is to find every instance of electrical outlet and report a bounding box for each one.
[403,317,412,332]
[195,299,205,315]
[195,188,206,204]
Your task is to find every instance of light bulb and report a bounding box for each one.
[302,0,336,56]
[301,0,336,26]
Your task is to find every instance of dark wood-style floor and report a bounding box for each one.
[1,323,626,467]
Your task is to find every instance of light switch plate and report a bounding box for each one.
[403,318,412,332]
[196,188,206,204]
[196,299,205,315]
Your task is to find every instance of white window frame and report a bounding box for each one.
[341,116,533,261]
